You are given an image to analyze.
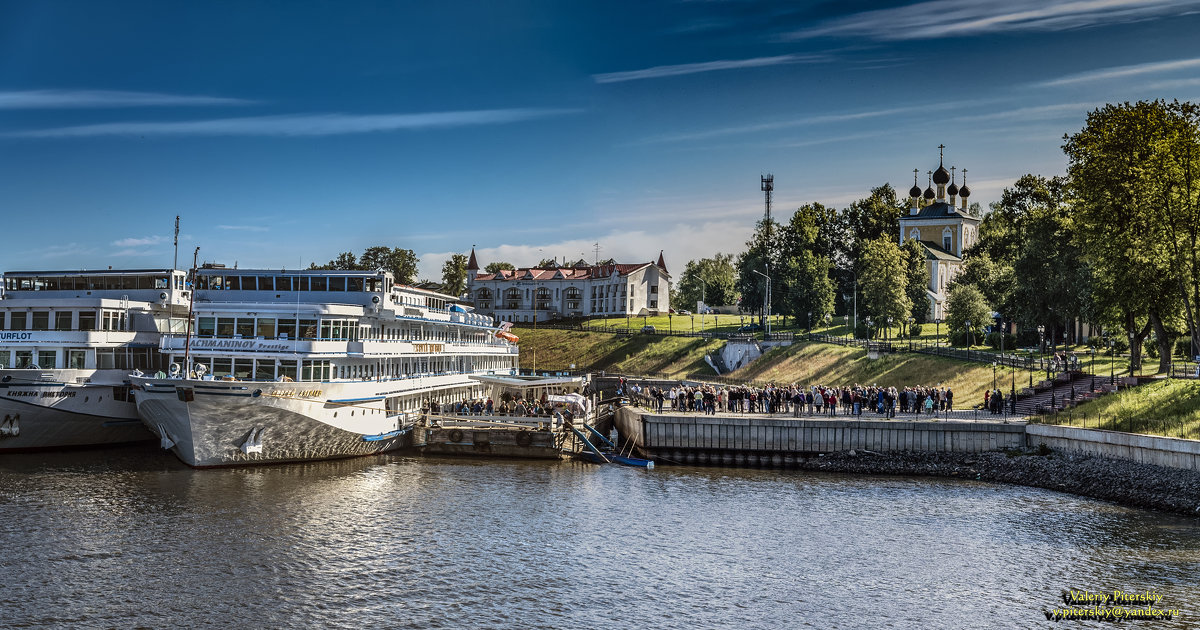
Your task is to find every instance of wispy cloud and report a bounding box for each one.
[593,54,826,83]
[0,89,253,109]
[217,225,270,232]
[637,99,988,145]
[1037,57,1200,87]
[782,0,1200,41]
[951,101,1101,123]
[8,108,581,138]
[112,236,168,247]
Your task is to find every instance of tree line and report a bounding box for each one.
[677,99,1200,374]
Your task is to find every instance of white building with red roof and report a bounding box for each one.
[466,249,671,322]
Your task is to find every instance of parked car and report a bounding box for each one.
[641,325,656,334]
[737,323,762,332]
[678,310,691,316]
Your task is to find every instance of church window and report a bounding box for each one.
[942,227,953,252]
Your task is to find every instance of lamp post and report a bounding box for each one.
[1011,362,1017,415]
[965,320,971,347]
[843,315,849,340]
[935,318,942,346]
[887,317,893,344]
[1037,325,1046,379]
[1108,336,1114,385]
[1089,346,1095,391]
[751,268,771,335]
[807,311,812,332]
[992,360,997,391]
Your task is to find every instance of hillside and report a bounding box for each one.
[1045,379,1200,440]
[514,326,1022,410]
[512,327,723,379]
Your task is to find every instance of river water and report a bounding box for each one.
[2,445,1198,629]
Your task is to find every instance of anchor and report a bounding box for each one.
[241,427,264,455]
[0,414,19,437]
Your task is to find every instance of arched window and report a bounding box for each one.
[909,227,921,242]
[942,227,953,253]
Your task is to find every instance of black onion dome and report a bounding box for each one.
[923,186,935,200]
[933,165,950,185]
[909,184,922,197]
[959,184,971,198]
[947,182,959,196]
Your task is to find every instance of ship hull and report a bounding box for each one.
[0,373,151,451]
[131,377,417,467]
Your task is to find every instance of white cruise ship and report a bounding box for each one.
[0,269,190,451]
[130,266,519,467]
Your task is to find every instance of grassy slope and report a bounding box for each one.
[515,327,1200,438]
[1043,379,1200,439]
[512,327,722,379]
[728,342,1020,409]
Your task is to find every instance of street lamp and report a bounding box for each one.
[1089,346,1095,391]
[1011,363,1017,415]
[843,315,849,339]
[1037,324,1046,375]
[865,316,872,341]
[965,320,972,347]
[992,360,998,391]
[751,268,771,335]
[887,317,893,344]
[935,318,942,346]
[1108,336,1114,385]
[807,311,812,332]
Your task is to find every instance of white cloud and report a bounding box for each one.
[782,0,1200,41]
[9,108,581,138]
[112,236,168,247]
[593,54,826,83]
[1037,57,1200,87]
[0,89,253,109]
[217,225,270,232]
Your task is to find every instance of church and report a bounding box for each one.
[898,147,981,320]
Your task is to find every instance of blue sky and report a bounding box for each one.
[2,0,1199,280]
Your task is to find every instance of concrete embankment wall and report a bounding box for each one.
[1027,424,1200,472]
[615,408,1200,473]
[615,409,1025,459]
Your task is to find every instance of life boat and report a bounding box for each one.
[496,331,519,343]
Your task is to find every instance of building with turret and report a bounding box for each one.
[465,249,671,323]
[899,146,981,320]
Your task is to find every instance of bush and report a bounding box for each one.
[1111,336,1129,354]
[909,322,923,337]
[1176,337,1196,358]
[855,323,872,339]
[1017,329,1041,347]
[950,330,975,347]
[985,332,1017,350]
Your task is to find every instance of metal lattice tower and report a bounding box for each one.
[761,173,774,240]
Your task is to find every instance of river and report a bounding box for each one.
[2,445,1197,628]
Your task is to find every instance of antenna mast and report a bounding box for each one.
[761,174,774,240]
[182,247,199,376]
[173,215,180,270]
[593,242,601,266]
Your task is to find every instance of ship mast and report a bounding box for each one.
[182,247,199,377]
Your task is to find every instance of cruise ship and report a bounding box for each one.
[130,266,520,467]
[0,268,190,451]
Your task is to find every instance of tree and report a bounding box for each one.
[484,261,515,274]
[844,184,907,266]
[736,219,781,320]
[676,253,737,309]
[945,284,991,346]
[1064,101,1184,372]
[310,246,419,284]
[536,258,558,268]
[858,237,910,338]
[901,239,931,328]
[777,205,836,329]
[441,253,468,297]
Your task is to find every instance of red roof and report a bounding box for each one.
[474,262,652,282]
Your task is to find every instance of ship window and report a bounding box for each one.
[299,319,317,339]
[254,359,274,381]
[15,350,33,368]
[78,312,95,331]
[56,312,73,331]
[155,276,170,289]
[256,318,276,339]
[213,358,232,377]
[347,277,364,292]
[272,277,289,292]
[37,350,56,369]
[216,317,236,337]
[225,276,241,291]
[329,277,346,291]
[236,318,255,338]
[278,361,298,381]
[277,318,296,339]
[233,359,253,379]
[32,311,49,330]
[311,277,328,291]
[198,317,216,337]
[68,349,87,369]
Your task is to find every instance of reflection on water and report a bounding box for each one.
[1,445,1198,628]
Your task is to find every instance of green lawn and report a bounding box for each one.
[1036,378,1200,440]
[512,327,722,379]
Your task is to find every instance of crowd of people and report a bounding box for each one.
[421,396,566,417]
[619,380,961,418]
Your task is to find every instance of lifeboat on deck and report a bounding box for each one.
[496,331,519,344]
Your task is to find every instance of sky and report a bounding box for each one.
[2,0,1200,281]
